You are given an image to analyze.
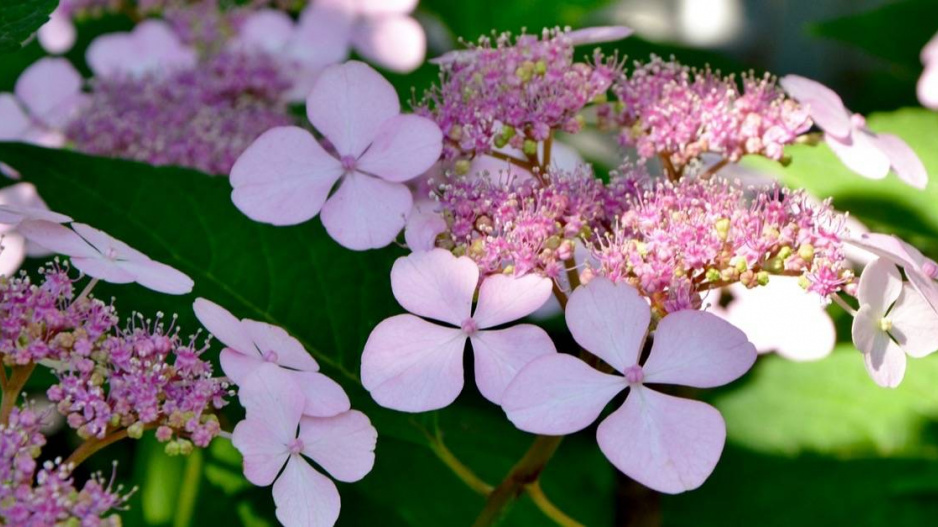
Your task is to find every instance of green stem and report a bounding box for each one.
[425,429,493,496]
[174,449,203,527]
[471,435,565,527]
[527,481,584,527]
[0,364,36,424]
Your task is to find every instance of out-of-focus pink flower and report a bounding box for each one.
[16,221,194,295]
[193,298,350,417]
[231,61,442,250]
[780,75,928,189]
[361,249,555,411]
[712,277,836,361]
[852,258,938,388]
[37,6,77,54]
[232,364,376,527]
[307,0,426,73]
[86,20,197,79]
[848,232,938,317]
[918,32,938,110]
[0,183,69,276]
[502,277,756,493]
[0,58,84,149]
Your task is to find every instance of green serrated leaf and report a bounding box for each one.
[0,0,58,53]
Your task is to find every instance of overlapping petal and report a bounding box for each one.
[390,249,477,325]
[470,324,557,404]
[298,411,377,482]
[14,58,83,129]
[565,277,650,371]
[825,132,891,180]
[779,75,852,139]
[889,285,938,358]
[473,274,553,329]
[320,172,413,250]
[272,456,341,527]
[356,114,442,182]
[872,133,929,189]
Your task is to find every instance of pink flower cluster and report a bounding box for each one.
[590,177,851,313]
[66,51,293,175]
[418,28,626,161]
[0,407,128,525]
[604,56,811,171]
[48,312,229,446]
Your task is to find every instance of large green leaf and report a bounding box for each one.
[0,0,58,53]
[0,142,615,526]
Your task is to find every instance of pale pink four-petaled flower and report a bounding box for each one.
[849,232,938,318]
[232,364,377,527]
[193,298,350,417]
[361,249,556,411]
[231,61,443,250]
[780,75,928,189]
[0,183,68,276]
[15,220,193,295]
[852,258,938,388]
[86,20,197,79]
[502,277,757,493]
[0,57,84,148]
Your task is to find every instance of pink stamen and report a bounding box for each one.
[461,318,479,335]
[624,364,644,384]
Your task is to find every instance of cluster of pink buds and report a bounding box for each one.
[601,56,812,173]
[418,27,630,164]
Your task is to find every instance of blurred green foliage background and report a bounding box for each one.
[2,0,938,525]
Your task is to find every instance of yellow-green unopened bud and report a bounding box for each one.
[523,139,538,156]
[502,265,514,275]
[545,235,561,250]
[735,259,748,273]
[454,159,471,175]
[706,268,721,282]
[778,246,793,260]
[798,243,815,261]
[756,271,770,286]
[714,217,731,240]
[494,135,509,148]
[798,275,810,290]
[127,421,145,440]
[165,441,181,456]
[178,439,194,456]
[501,125,516,141]
[534,60,547,75]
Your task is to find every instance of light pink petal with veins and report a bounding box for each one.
[858,258,903,314]
[116,258,194,295]
[643,311,756,388]
[38,7,77,54]
[361,314,466,412]
[231,127,344,226]
[85,33,131,77]
[404,200,446,252]
[15,221,98,258]
[320,172,413,250]
[0,204,71,226]
[242,319,320,372]
[565,277,650,371]
[0,94,30,140]
[825,132,891,180]
[231,417,289,486]
[236,9,294,53]
[291,5,353,69]
[306,61,400,158]
[597,387,726,494]
[352,15,426,73]
[238,364,305,441]
[778,75,852,139]
[298,410,377,482]
[850,233,938,316]
[71,222,149,261]
[273,456,340,527]
[71,257,134,284]
[14,58,83,129]
[502,354,626,435]
[293,371,351,417]
[390,249,477,325]
[473,274,553,329]
[871,133,928,189]
[220,349,261,383]
[854,305,907,388]
[193,298,258,358]
[889,285,938,358]
[357,114,442,183]
[918,64,938,110]
[470,324,557,404]
[0,232,25,277]
[567,26,633,45]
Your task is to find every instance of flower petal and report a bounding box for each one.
[890,284,938,358]
[597,387,726,494]
[15,221,98,258]
[567,26,633,46]
[290,5,353,70]
[853,304,906,388]
[565,277,649,371]
[38,8,77,54]
[404,200,446,252]
[356,114,442,182]
[14,58,83,128]
[235,9,295,53]
[502,354,626,435]
[858,258,903,314]
[473,274,553,329]
[242,319,320,372]
[850,233,938,316]
[293,371,351,417]
[231,416,289,487]
[273,456,341,527]
[238,364,305,444]
[871,133,928,189]
[71,257,134,284]
[643,310,756,388]
[351,15,426,73]
[71,222,149,261]
[390,249,477,325]
[298,410,377,482]
[470,324,557,404]
[0,94,30,141]
[116,259,194,295]
[778,75,852,139]
[355,0,418,15]
[306,61,400,158]
[231,126,344,226]
[220,348,262,384]
[825,132,891,180]
[193,298,258,359]
[0,231,26,277]
[918,64,938,110]
[361,314,466,412]
[321,172,413,250]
